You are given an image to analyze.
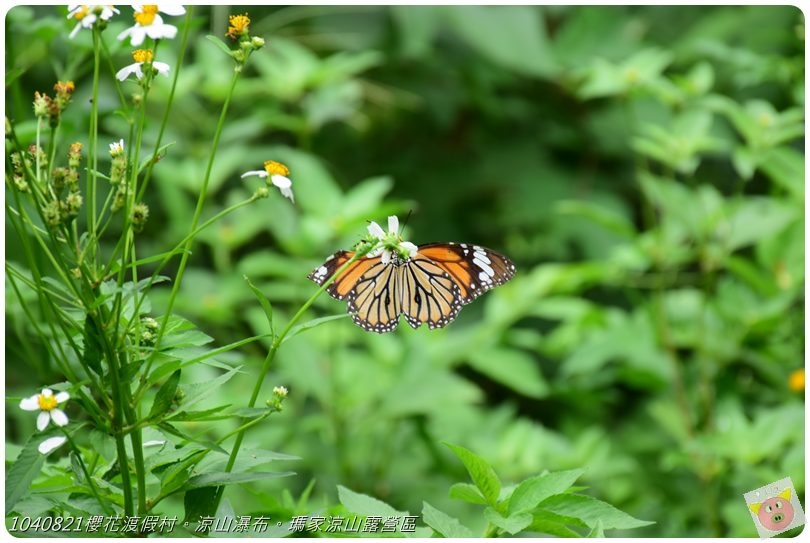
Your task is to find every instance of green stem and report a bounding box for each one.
[63,428,115,516]
[212,251,365,510]
[87,26,102,270]
[146,68,242,365]
[137,8,193,202]
[91,311,134,516]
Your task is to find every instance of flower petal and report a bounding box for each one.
[380,250,391,265]
[115,63,142,81]
[387,215,399,234]
[280,186,295,203]
[153,61,171,76]
[69,23,82,39]
[241,170,268,179]
[270,174,292,189]
[159,5,187,16]
[399,241,418,257]
[20,395,40,411]
[38,436,67,455]
[42,388,53,397]
[37,411,50,431]
[50,409,69,427]
[54,391,70,403]
[367,221,385,239]
[145,22,177,41]
[117,27,133,41]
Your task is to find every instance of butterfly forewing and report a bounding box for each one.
[309,250,380,301]
[416,243,516,304]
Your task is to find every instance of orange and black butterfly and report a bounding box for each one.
[308,238,515,334]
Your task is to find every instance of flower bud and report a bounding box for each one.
[43,200,62,226]
[64,192,83,218]
[131,202,149,232]
[251,36,265,49]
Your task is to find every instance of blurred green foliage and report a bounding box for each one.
[6,5,804,537]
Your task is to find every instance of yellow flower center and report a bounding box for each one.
[263,160,290,177]
[789,369,804,392]
[38,394,58,411]
[134,5,158,26]
[226,13,251,38]
[132,49,154,63]
[73,5,90,20]
[54,81,75,94]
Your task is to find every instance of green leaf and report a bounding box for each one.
[205,34,233,57]
[448,482,488,505]
[443,442,501,506]
[282,314,350,344]
[183,487,218,523]
[556,200,635,238]
[244,275,274,339]
[445,6,556,77]
[484,507,533,535]
[422,501,473,538]
[468,347,549,399]
[184,470,295,490]
[148,369,181,420]
[81,314,104,375]
[587,520,605,537]
[337,485,406,517]
[509,469,585,514]
[6,434,46,513]
[530,508,589,537]
[138,142,176,174]
[539,494,654,530]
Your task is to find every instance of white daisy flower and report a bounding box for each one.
[117,5,186,46]
[241,160,295,203]
[67,5,119,39]
[367,215,417,264]
[109,139,125,157]
[38,436,68,455]
[20,388,70,431]
[116,49,170,81]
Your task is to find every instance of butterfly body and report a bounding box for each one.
[308,242,515,333]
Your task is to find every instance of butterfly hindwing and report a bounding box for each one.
[346,260,402,333]
[400,255,463,330]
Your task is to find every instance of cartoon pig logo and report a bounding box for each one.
[749,488,795,532]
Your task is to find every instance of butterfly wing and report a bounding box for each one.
[308,250,381,301]
[346,260,402,333]
[416,242,516,304]
[400,255,463,330]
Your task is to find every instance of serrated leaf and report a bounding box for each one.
[81,315,104,375]
[587,519,605,537]
[183,487,218,523]
[539,494,654,530]
[448,482,488,505]
[444,442,501,506]
[509,469,585,515]
[6,434,46,513]
[148,369,181,420]
[184,470,294,490]
[484,507,533,535]
[337,485,405,517]
[422,501,473,538]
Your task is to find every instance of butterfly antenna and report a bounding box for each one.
[400,210,413,234]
